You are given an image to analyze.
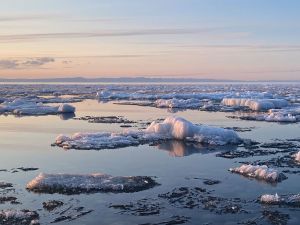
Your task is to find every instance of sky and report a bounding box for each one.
[0,0,300,80]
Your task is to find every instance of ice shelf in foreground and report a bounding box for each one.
[260,193,300,206]
[26,173,158,194]
[0,98,75,115]
[221,98,288,111]
[55,116,241,150]
[229,164,286,182]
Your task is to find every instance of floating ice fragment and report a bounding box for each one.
[154,98,202,109]
[26,173,158,194]
[221,98,288,111]
[0,98,75,115]
[260,193,281,204]
[229,164,286,183]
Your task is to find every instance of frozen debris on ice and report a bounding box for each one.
[154,98,202,109]
[55,116,241,150]
[26,173,158,194]
[294,151,300,162]
[229,164,287,183]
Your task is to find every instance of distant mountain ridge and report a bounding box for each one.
[0,77,298,83]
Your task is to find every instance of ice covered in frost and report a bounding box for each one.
[221,98,288,111]
[0,209,39,225]
[55,116,241,150]
[27,173,157,194]
[229,164,286,182]
[155,98,202,109]
[0,98,75,115]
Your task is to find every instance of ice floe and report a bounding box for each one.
[294,151,300,162]
[26,173,158,194]
[0,98,75,115]
[221,98,289,111]
[229,164,286,182]
[55,116,241,150]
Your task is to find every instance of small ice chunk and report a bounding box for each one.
[260,193,281,204]
[26,173,158,194]
[229,164,286,182]
[294,151,300,162]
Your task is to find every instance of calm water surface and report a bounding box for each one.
[0,100,299,224]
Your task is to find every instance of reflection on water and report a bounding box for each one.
[156,140,237,157]
[59,112,76,120]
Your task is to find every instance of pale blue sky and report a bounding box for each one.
[0,0,300,80]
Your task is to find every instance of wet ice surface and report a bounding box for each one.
[0,82,300,225]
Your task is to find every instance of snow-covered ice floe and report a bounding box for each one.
[0,210,39,225]
[260,193,300,206]
[55,116,241,150]
[229,164,286,183]
[27,173,158,194]
[0,98,75,115]
[240,106,300,123]
[221,98,288,111]
[154,98,202,109]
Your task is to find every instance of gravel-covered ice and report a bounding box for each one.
[229,164,286,182]
[55,116,241,150]
[26,173,158,194]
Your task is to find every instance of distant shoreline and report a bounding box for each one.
[0,77,299,83]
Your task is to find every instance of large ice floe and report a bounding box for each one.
[229,164,286,183]
[260,193,300,206]
[26,173,158,194]
[221,98,289,111]
[55,116,241,150]
[0,98,75,115]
